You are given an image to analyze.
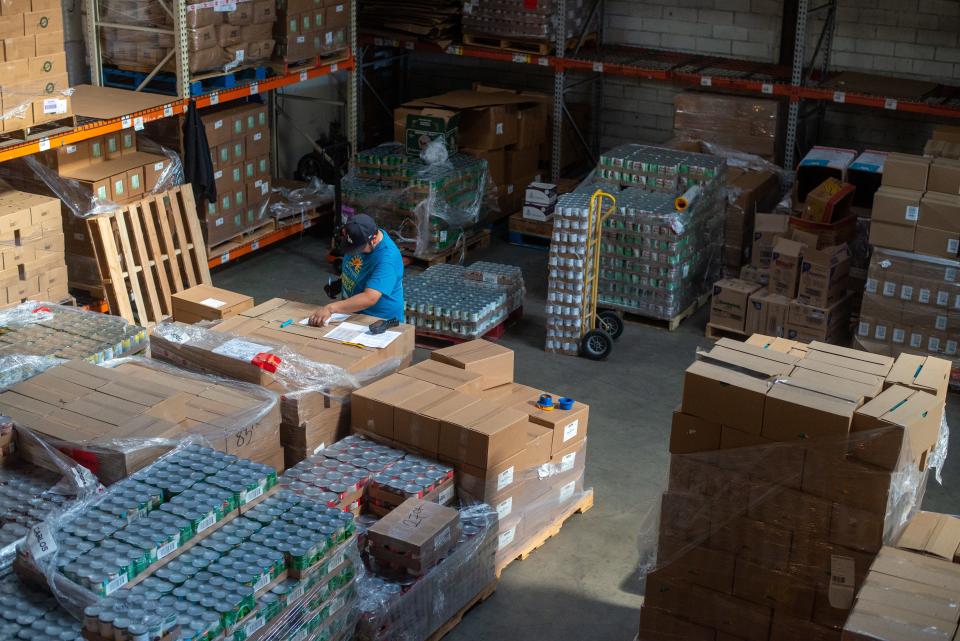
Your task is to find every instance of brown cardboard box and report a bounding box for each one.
[429,339,513,390]
[680,359,775,434]
[762,376,864,441]
[802,178,855,224]
[505,146,538,181]
[885,353,951,404]
[463,148,505,187]
[23,7,62,35]
[669,408,721,453]
[915,225,960,259]
[367,498,460,574]
[399,360,484,395]
[768,237,805,298]
[798,244,850,307]
[872,185,922,226]
[394,388,479,456]
[516,396,588,454]
[4,35,34,60]
[438,404,528,469]
[787,293,852,335]
[733,559,815,620]
[851,384,941,470]
[638,606,715,641]
[792,359,884,399]
[805,341,895,377]
[920,192,960,233]
[171,284,254,323]
[710,278,761,332]
[351,373,435,439]
[752,213,791,268]
[869,221,916,252]
[802,447,892,514]
[928,158,960,195]
[881,152,930,191]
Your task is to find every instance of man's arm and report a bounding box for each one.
[309,288,382,326]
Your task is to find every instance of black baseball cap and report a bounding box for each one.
[341,214,378,252]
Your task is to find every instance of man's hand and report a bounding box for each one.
[309,305,335,327]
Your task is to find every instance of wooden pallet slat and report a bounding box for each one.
[167,190,198,289]
[151,195,184,292]
[90,216,135,323]
[178,188,212,285]
[141,198,174,312]
[111,207,150,326]
[126,203,163,322]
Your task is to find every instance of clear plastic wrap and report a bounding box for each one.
[355,504,498,641]
[672,92,783,162]
[270,177,335,223]
[14,441,361,641]
[0,301,148,384]
[0,420,102,572]
[462,0,591,41]
[344,143,496,258]
[0,87,74,134]
[94,0,277,77]
[402,262,525,338]
[0,355,281,485]
[635,339,949,641]
[856,247,960,369]
[0,569,85,637]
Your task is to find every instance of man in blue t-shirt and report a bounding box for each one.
[309,214,405,326]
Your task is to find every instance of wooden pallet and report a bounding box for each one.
[89,186,212,327]
[273,49,350,75]
[401,228,491,268]
[463,32,597,55]
[705,322,749,341]
[0,115,77,147]
[425,579,498,641]
[208,220,277,254]
[495,488,594,577]
[508,212,552,249]
[605,291,711,332]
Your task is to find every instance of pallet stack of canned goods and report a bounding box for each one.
[403,263,524,339]
[0,572,84,640]
[344,145,490,257]
[14,444,360,641]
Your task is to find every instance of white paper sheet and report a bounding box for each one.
[298,313,350,326]
[353,330,401,348]
[212,338,273,362]
[200,298,226,309]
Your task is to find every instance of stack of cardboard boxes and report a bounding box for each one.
[275,0,350,65]
[673,93,783,162]
[98,0,276,77]
[869,153,960,259]
[721,166,782,278]
[0,187,67,307]
[350,339,589,567]
[199,102,273,248]
[461,0,590,43]
[640,336,948,641]
[0,0,70,134]
[716,211,853,343]
[150,298,415,468]
[924,125,960,160]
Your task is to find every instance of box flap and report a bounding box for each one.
[898,511,960,562]
[698,345,795,378]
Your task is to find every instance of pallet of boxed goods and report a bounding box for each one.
[149,298,415,468]
[462,0,594,53]
[636,334,950,641]
[13,441,361,641]
[274,0,352,71]
[349,339,592,576]
[0,357,282,484]
[359,0,459,47]
[403,261,525,346]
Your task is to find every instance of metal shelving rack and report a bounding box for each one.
[358,0,960,174]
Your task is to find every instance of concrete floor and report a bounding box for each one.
[214,232,960,641]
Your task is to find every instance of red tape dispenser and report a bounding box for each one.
[251,352,282,374]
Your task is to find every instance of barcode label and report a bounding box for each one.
[288,584,305,604]
[438,485,454,504]
[884,98,897,110]
[38,138,51,151]
[300,71,308,82]
[497,497,513,519]
[250,82,259,95]
[157,537,178,561]
[905,205,919,221]
[210,93,220,105]
[892,328,905,344]
[857,321,869,336]
[245,616,265,636]
[833,91,846,103]
[121,116,132,128]
[133,116,144,130]
[561,452,577,472]
[919,289,931,304]
[762,83,773,94]
[254,572,271,592]
[497,466,515,491]
[104,573,128,595]
[700,76,712,87]
[559,481,576,502]
[197,512,216,533]
[243,485,264,504]
[164,104,174,117]
[221,252,230,264]
[498,526,516,550]
[563,419,579,442]
[512,53,530,63]
[882,281,897,296]
[538,57,549,66]
[593,62,604,73]
[900,285,913,301]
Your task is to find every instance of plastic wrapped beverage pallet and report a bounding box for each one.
[15,442,362,641]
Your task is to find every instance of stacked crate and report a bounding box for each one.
[0,187,67,307]
[0,0,71,134]
[275,0,351,65]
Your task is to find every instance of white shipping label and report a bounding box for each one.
[865,278,878,294]
[200,297,227,309]
[919,288,932,304]
[946,340,958,356]
[26,522,57,560]
[946,267,957,282]
[892,328,906,344]
[938,291,951,306]
[214,169,224,179]
[507,184,514,194]
[829,555,856,609]
[929,336,942,352]
[254,572,271,592]
[214,119,223,129]
[496,466,515,491]
[215,217,224,227]
[874,325,887,341]
[157,536,179,561]
[254,132,262,141]
[900,285,913,301]
[496,123,503,135]
[438,485,454,504]
[559,481,576,502]
[561,452,577,472]
[104,574,128,595]
[954,294,960,310]
[949,239,959,254]
[496,497,513,520]
[434,526,452,551]
[936,315,948,331]
[498,526,516,550]
[563,419,579,442]
[154,161,164,171]
[42,98,67,114]
[910,333,923,348]
[196,512,217,533]
[905,205,919,221]
[882,281,897,297]
[857,321,870,336]
[243,484,264,504]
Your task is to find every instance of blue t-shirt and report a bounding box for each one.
[341,230,405,321]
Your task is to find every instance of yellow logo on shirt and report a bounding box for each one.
[349,255,363,272]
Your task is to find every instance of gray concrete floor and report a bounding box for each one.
[214,232,960,641]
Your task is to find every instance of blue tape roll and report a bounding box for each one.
[537,394,554,410]
[557,397,574,410]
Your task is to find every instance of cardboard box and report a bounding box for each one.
[872,185,922,226]
[768,237,805,298]
[438,404,529,469]
[797,146,856,202]
[751,213,791,268]
[897,511,960,562]
[928,158,960,195]
[394,388,479,457]
[851,384,941,470]
[805,341,894,376]
[400,360,484,395]
[681,360,773,434]
[518,396,589,454]
[463,147,505,187]
[920,192,960,233]
[710,278,761,332]
[882,152,930,191]
[367,498,460,575]
[429,339,513,390]
[669,408,721,453]
[762,375,864,441]
[171,284,254,324]
[802,178,855,224]
[638,606,715,641]
[848,150,887,209]
[798,243,850,307]
[915,225,960,259]
[885,353,951,404]
[351,373,435,440]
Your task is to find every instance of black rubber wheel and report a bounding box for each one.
[598,310,625,340]
[580,330,614,360]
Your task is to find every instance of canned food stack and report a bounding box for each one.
[345,145,490,258]
[638,337,946,641]
[366,457,455,516]
[544,191,595,355]
[0,453,72,553]
[403,263,524,339]
[462,0,591,43]
[598,144,725,193]
[355,505,498,641]
[0,572,82,639]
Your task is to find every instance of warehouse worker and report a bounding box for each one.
[309,214,405,326]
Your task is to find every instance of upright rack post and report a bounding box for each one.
[348,0,360,163]
[551,0,567,182]
[784,0,809,170]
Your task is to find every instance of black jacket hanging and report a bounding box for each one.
[182,104,216,205]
